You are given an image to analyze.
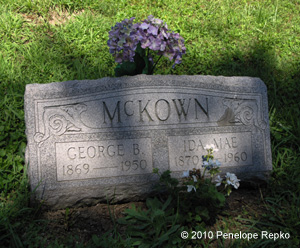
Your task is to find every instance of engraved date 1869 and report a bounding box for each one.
[63,164,90,175]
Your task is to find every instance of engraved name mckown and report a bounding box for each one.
[102,97,209,123]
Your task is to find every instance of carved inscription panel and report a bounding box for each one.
[56,138,153,181]
[168,132,253,171]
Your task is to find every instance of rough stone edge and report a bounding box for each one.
[29,170,271,210]
[30,181,158,210]
[24,75,266,97]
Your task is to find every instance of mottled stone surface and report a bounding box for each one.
[24,75,272,209]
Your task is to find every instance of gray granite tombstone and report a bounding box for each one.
[24,75,272,209]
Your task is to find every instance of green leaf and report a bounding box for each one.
[156,225,180,245]
[195,215,202,222]
[0,150,5,157]
[132,223,151,230]
[132,241,142,246]
[134,53,146,74]
[142,56,153,75]
[117,218,129,225]
[215,191,226,205]
[152,209,165,219]
[162,196,173,211]
[146,197,161,210]
[91,235,100,245]
[114,61,137,77]
[135,43,145,58]
[196,206,210,221]
[124,208,150,222]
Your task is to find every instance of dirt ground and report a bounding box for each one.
[35,186,266,245]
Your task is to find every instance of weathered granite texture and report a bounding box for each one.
[24,75,272,209]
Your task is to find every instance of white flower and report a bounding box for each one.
[225,172,240,189]
[204,144,219,152]
[192,175,197,182]
[187,185,196,192]
[214,159,221,167]
[214,175,223,187]
[202,159,213,168]
[204,144,214,150]
[182,170,189,178]
[203,159,220,169]
[202,160,210,168]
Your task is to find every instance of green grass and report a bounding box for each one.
[0,0,300,247]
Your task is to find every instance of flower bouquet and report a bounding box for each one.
[107,15,186,76]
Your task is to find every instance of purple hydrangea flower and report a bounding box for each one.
[107,17,139,63]
[107,15,186,69]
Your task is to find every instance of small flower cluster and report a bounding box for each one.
[107,17,139,63]
[202,144,221,176]
[183,172,198,192]
[107,15,186,68]
[182,144,240,195]
[215,173,240,189]
[204,144,219,152]
[202,159,221,170]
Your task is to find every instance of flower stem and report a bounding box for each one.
[202,167,207,179]
[150,54,163,74]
